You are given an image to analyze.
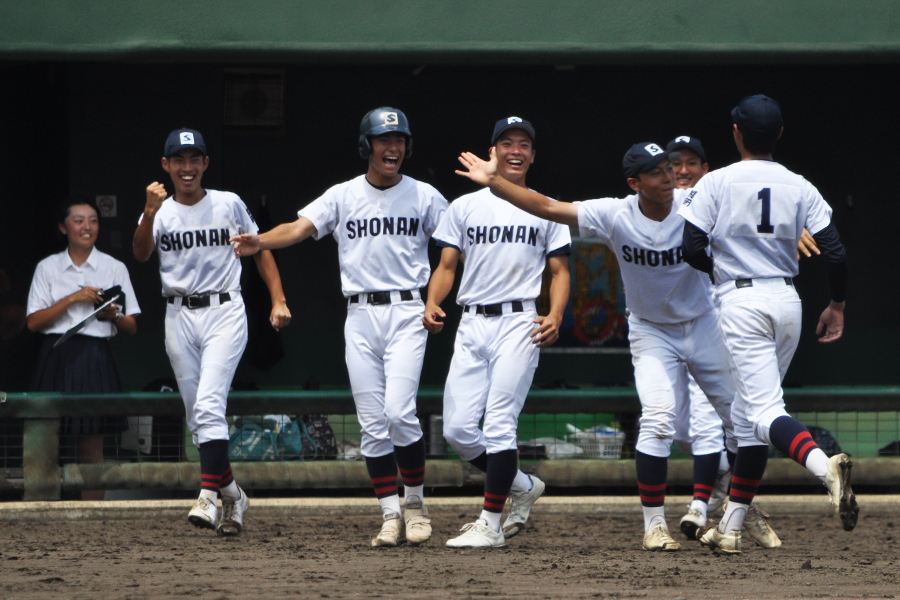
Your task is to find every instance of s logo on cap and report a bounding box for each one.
[644,144,664,156]
[507,117,523,124]
[675,136,691,143]
[180,132,195,145]
[384,112,398,126]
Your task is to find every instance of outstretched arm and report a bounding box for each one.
[456,149,579,227]
[252,250,292,331]
[531,255,570,347]
[423,246,460,334]
[230,217,318,258]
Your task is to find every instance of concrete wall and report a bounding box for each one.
[2,1,900,62]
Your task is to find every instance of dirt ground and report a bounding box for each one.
[0,509,897,600]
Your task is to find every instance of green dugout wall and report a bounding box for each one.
[1,2,899,391]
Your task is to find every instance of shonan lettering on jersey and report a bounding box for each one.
[466,225,540,247]
[621,245,685,266]
[346,217,420,239]
[159,228,232,252]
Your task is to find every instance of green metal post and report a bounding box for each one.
[23,419,60,501]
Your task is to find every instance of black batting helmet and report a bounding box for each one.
[358,107,413,159]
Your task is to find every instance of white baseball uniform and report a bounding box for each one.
[299,174,448,458]
[433,188,572,459]
[576,189,751,457]
[677,160,834,444]
[141,189,257,445]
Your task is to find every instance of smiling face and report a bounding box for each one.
[493,129,535,186]
[59,204,99,252]
[670,148,709,189]
[366,132,407,186]
[162,148,209,199]
[627,159,676,205]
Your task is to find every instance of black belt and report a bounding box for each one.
[735,278,793,289]
[349,290,416,306]
[465,301,524,317]
[167,292,232,309]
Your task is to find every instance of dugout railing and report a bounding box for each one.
[1,388,899,501]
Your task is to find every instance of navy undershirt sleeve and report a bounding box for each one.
[681,221,713,274]
[811,222,848,303]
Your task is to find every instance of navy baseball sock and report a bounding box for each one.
[719,445,768,533]
[394,436,426,503]
[198,439,229,499]
[691,452,721,508]
[769,415,829,479]
[480,449,518,532]
[365,452,402,517]
[636,450,667,530]
[726,449,737,470]
[219,463,240,500]
[468,451,488,472]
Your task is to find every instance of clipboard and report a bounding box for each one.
[53,292,122,348]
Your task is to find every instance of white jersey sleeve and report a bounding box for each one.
[576,197,626,244]
[432,200,464,251]
[298,185,341,240]
[803,180,833,235]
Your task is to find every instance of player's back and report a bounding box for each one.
[686,160,832,283]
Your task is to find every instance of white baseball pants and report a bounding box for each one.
[629,308,750,458]
[716,278,802,446]
[345,297,427,458]
[673,371,726,456]
[443,304,540,460]
[165,294,247,446]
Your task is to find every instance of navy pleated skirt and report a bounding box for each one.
[29,334,127,436]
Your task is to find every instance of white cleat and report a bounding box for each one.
[188,496,217,531]
[700,527,742,555]
[371,512,404,547]
[743,504,782,548]
[217,486,249,537]
[502,475,546,539]
[642,523,681,551]
[825,453,859,531]
[446,519,507,549]
[403,497,432,545]
[679,508,707,540]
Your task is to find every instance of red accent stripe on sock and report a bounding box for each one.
[639,494,666,504]
[201,474,222,481]
[795,440,817,462]
[484,500,506,510]
[399,466,425,474]
[731,475,761,487]
[788,431,813,458]
[370,475,397,484]
[694,483,713,492]
[484,491,507,500]
[730,488,755,499]
[401,475,425,484]
[638,482,667,492]
[373,485,398,495]
[693,491,711,500]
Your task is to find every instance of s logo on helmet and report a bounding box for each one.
[644,144,664,156]
[384,112,398,126]
[180,132,195,145]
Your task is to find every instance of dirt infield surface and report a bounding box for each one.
[0,506,897,600]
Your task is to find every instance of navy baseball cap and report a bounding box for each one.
[731,95,783,141]
[164,128,207,157]
[666,136,707,163]
[623,142,677,178]
[492,117,536,145]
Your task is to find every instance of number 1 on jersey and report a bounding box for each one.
[757,188,774,234]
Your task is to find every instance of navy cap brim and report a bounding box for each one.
[492,122,536,145]
[625,151,678,178]
[666,141,706,163]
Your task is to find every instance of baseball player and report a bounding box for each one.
[667,135,781,548]
[678,95,856,554]
[455,140,777,553]
[134,128,291,537]
[424,117,571,549]
[231,108,447,548]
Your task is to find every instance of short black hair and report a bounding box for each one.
[58,195,97,225]
[741,134,779,156]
